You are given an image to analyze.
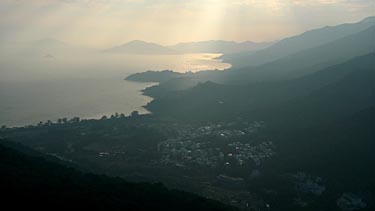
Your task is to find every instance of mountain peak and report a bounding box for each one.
[107,40,177,55]
[360,16,375,23]
[125,40,152,45]
[223,17,375,68]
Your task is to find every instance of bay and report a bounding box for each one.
[0,52,230,127]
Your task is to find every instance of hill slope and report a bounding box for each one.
[146,53,375,123]
[229,25,375,83]
[223,16,375,68]
[0,140,235,211]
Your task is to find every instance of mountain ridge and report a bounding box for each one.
[169,40,273,54]
[106,40,178,55]
[223,16,375,68]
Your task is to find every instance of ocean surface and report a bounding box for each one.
[0,51,230,127]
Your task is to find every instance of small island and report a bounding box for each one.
[125,70,183,83]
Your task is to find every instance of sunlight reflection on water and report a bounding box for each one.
[0,52,230,126]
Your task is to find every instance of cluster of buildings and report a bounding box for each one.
[227,141,274,166]
[154,121,265,140]
[158,139,224,167]
[195,121,265,139]
[157,121,275,168]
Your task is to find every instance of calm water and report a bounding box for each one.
[0,50,230,127]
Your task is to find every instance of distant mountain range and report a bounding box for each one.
[228,25,375,83]
[106,40,272,55]
[106,40,178,55]
[169,40,273,54]
[131,21,374,98]
[223,16,375,68]
[6,16,374,58]
[126,16,375,123]
[4,38,273,55]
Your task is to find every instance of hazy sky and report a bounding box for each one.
[0,0,373,47]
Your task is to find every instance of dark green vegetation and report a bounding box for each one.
[0,140,235,211]
[125,70,184,83]
[146,53,375,124]
[2,17,374,211]
[1,115,273,210]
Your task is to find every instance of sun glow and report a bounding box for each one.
[0,0,372,47]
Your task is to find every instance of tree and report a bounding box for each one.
[45,120,52,126]
[131,111,139,117]
[70,117,80,123]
